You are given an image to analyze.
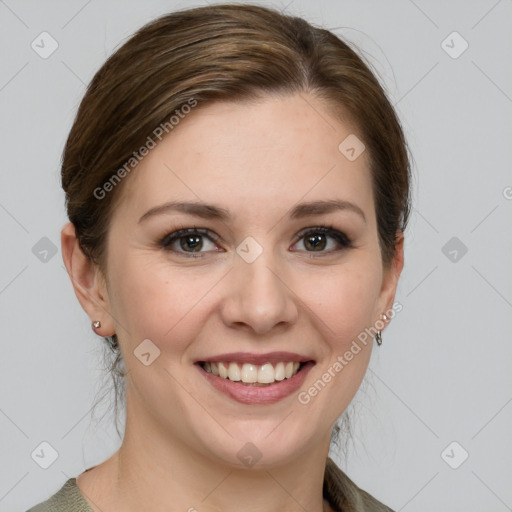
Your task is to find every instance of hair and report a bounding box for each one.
[62,4,410,509]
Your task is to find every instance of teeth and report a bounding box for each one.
[241,363,258,383]
[218,362,228,379]
[228,362,241,381]
[258,363,275,383]
[274,362,285,381]
[205,361,303,384]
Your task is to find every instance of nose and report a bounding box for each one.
[219,249,299,335]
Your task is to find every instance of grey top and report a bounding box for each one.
[26,478,92,512]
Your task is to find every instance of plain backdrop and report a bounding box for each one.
[1,0,511,510]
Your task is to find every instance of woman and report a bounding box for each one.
[28,4,409,511]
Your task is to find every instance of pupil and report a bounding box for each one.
[181,234,202,252]
[306,234,325,251]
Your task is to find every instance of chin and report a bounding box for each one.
[193,418,321,471]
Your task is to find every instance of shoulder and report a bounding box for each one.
[26,478,93,512]
[324,457,395,512]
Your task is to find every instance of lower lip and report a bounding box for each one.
[197,362,315,405]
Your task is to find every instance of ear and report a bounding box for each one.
[61,222,115,337]
[376,230,404,329]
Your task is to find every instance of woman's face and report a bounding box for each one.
[96,93,402,467]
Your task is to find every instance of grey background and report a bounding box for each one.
[1,0,511,510]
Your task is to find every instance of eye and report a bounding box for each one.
[160,227,221,258]
[159,224,353,259]
[291,225,353,255]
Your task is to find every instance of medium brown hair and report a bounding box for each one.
[62,6,409,508]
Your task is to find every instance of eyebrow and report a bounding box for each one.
[138,199,366,224]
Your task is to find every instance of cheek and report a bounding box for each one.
[291,261,382,426]
[296,257,383,348]
[107,254,217,352]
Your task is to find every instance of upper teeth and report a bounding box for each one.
[203,361,301,384]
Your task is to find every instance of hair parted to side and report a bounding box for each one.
[62,4,410,502]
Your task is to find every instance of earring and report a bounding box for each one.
[92,320,101,330]
[375,313,388,346]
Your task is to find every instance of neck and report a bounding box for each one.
[88,400,333,512]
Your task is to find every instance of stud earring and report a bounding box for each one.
[92,320,101,330]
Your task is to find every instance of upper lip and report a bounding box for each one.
[195,351,314,365]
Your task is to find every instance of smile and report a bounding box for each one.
[195,352,315,405]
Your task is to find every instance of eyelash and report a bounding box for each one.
[159,224,353,259]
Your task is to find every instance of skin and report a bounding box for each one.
[61,92,404,512]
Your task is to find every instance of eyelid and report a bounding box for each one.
[294,225,352,244]
[160,226,219,245]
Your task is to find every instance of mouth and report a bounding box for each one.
[194,352,315,404]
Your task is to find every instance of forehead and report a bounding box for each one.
[115,93,374,225]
